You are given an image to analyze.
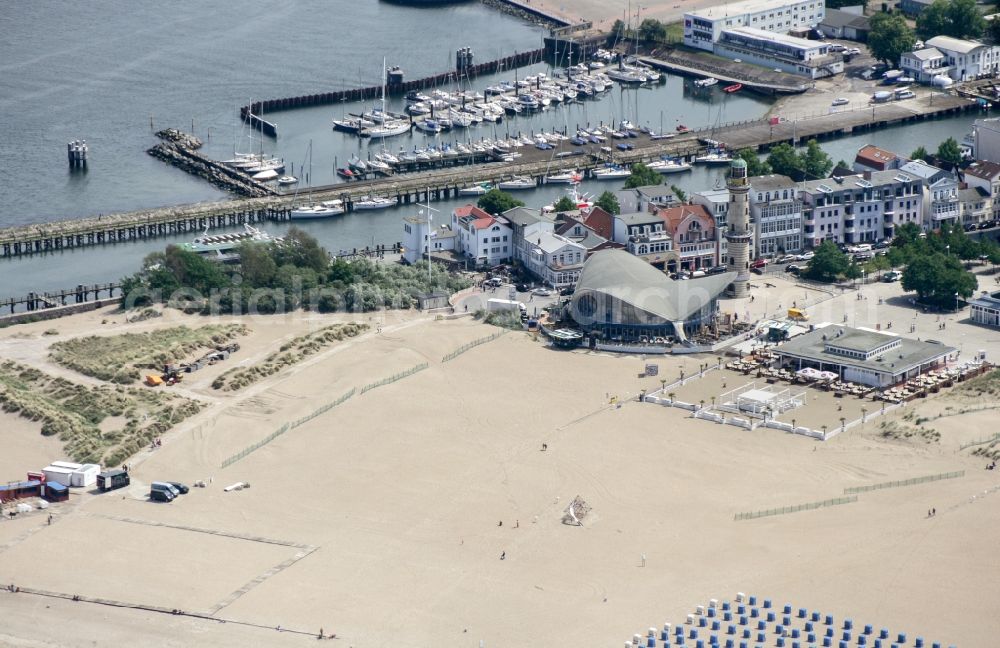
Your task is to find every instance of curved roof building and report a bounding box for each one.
[569,249,736,342]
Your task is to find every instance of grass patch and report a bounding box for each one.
[951,368,1000,398]
[0,360,203,465]
[474,309,523,330]
[211,323,367,392]
[49,324,247,384]
[878,419,940,444]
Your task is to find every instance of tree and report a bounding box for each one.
[736,148,771,177]
[670,184,688,203]
[607,19,627,47]
[767,143,804,180]
[911,146,930,162]
[552,196,578,213]
[901,252,977,309]
[623,162,662,189]
[801,241,852,282]
[594,190,621,214]
[801,139,833,180]
[238,241,277,287]
[868,13,916,67]
[916,0,951,40]
[916,0,985,40]
[638,18,667,43]
[477,189,524,215]
[936,137,962,168]
[272,227,329,274]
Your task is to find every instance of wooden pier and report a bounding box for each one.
[0,93,978,260]
[1,283,122,315]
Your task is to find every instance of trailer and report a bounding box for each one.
[42,466,76,487]
[44,481,69,503]
[487,298,526,314]
[96,469,130,492]
[70,464,101,488]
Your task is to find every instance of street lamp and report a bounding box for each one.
[955,291,960,312]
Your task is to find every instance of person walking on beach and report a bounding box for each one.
[500,551,506,560]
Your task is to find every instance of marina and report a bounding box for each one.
[0,92,976,260]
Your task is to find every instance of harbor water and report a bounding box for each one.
[0,1,982,298]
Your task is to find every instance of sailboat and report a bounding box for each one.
[360,58,411,138]
[290,141,342,219]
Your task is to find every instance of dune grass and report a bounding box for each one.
[0,360,203,466]
[49,324,247,384]
[211,323,367,392]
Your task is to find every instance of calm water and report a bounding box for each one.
[0,1,983,298]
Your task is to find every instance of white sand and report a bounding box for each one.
[0,301,998,647]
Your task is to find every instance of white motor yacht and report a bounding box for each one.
[354,195,395,210]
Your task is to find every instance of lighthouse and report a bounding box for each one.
[725,158,751,298]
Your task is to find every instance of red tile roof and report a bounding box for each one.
[655,204,714,234]
[854,145,898,171]
[454,205,492,219]
[583,207,614,240]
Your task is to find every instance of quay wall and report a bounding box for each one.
[0,299,119,328]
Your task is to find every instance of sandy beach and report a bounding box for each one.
[0,281,998,647]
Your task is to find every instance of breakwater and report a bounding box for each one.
[239,48,546,119]
[147,128,276,198]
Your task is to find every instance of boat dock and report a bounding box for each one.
[0,94,977,259]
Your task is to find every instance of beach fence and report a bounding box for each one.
[843,470,965,495]
[734,495,857,521]
[360,362,429,395]
[220,388,356,468]
[960,431,1000,450]
[441,329,506,363]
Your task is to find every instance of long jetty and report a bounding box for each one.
[0,92,976,260]
[240,48,547,123]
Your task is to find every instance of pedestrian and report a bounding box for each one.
[47,514,52,525]
[932,508,936,516]
[541,443,547,451]
[750,295,755,303]
[498,520,502,527]
[500,551,506,560]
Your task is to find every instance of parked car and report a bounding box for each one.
[167,481,189,495]
[750,258,768,269]
[776,254,796,264]
[883,270,902,282]
[516,283,531,292]
[786,264,802,273]
[796,251,815,261]
[707,264,729,275]
[831,97,850,107]
[559,286,575,296]
[532,287,553,296]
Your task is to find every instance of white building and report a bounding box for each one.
[749,174,804,256]
[970,292,1000,327]
[715,27,843,78]
[520,224,587,287]
[972,117,1000,164]
[692,188,732,260]
[900,47,949,84]
[957,187,991,228]
[451,205,512,268]
[800,170,923,246]
[922,36,1000,82]
[963,161,1000,220]
[683,0,824,51]
[402,212,456,265]
[898,159,960,229]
